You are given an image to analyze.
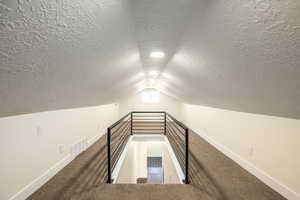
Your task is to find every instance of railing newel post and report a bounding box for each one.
[107,127,112,183]
[185,128,189,184]
[164,112,167,135]
[130,112,133,135]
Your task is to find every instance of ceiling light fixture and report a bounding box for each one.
[150,51,165,58]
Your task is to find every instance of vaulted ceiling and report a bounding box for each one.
[0,0,300,118]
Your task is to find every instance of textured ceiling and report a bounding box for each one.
[0,0,300,119]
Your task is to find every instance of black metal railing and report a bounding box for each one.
[132,111,165,134]
[106,111,189,184]
[165,113,189,184]
[106,113,131,183]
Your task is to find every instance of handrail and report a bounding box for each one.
[107,112,132,183]
[166,112,188,130]
[131,111,166,113]
[165,112,189,184]
[106,111,189,184]
[109,113,131,129]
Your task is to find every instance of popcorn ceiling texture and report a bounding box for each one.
[164,0,300,119]
[0,0,300,118]
[0,0,142,117]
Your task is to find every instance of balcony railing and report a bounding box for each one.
[106,111,189,184]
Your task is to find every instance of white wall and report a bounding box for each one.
[181,104,300,199]
[0,103,119,200]
[118,92,181,118]
[116,138,180,184]
[116,143,137,183]
[161,142,181,184]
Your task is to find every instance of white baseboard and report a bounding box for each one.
[8,133,104,200]
[8,155,72,200]
[192,127,300,200]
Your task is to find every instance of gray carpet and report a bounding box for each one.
[71,184,213,200]
[27,132,286,200]
[188,131,286,200]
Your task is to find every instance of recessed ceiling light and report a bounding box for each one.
[149,71,159,76]
[150,51,165,58]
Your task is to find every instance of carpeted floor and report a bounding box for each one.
[28,131,286,200]
[71,184,213,200]
[188,131,286,200]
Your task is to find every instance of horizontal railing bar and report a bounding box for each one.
[166,113,188,130]
[166,117,185,132]
[111,133,130,159]
[111,132,129,152]
[166,128,185,160]
[133,132,164,134]
[134,123,164,125]
[166,126,185,144]
[111,126,130,141]
[133,132,163,134]
[111,120,130,135]
[133,128,164,130]
[133,124,164,126]
[134,124,164,126]
[133,118,163,119]
[111,136,130,170]
[133,128,164,131]
[111,117,130,130]
[132,114,164,117]
[167,124,185,140]
[132,130,164,132]
[166,127,185,151]
[132,118,164,122]
[111,124,130,142]
[111,136,128,163]
[133,126,164,127]
[109,113,131,129]
[167,122,185,135]
[167,121,185,137]
[167,134,185,159]
[132,111,166,113]
[133,121,164,123]
[133,115,163,116]
[168,136,185,170]
[133,126,163,128]
[133,123,164,125]
[133,114,164,117]
[111,124,130,143]
[133,120,163,122]
[133,125,164,127]
[133,130,164,132]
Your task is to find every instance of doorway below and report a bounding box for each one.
[114,135,183,184]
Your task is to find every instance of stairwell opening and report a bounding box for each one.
[112,135,184,184]
[106,111,189,184]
